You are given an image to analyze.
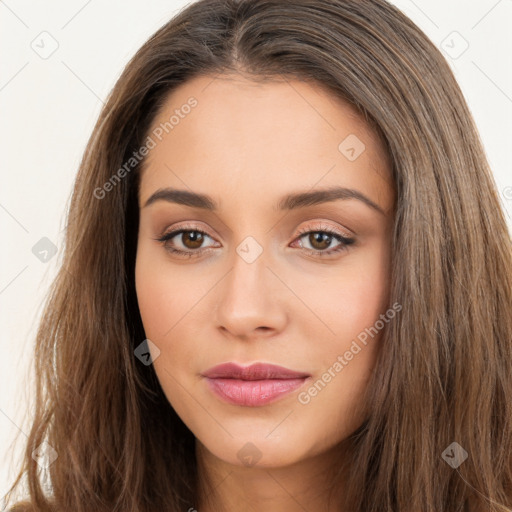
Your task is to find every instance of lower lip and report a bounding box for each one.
[205,377,308,407]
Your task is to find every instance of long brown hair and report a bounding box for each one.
[4,0,512,510]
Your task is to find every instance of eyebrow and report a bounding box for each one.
[143,186,385,215]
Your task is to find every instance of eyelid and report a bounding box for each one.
[155,219,356,257]
[156,222,218,246]
[295,220,354,239]
[159,219,353,239]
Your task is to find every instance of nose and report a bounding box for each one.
[214,241,288,340]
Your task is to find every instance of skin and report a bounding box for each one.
[135,73,395,512]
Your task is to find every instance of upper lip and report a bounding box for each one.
[201,362,310,380]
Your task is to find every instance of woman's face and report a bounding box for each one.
[135,73,395,468]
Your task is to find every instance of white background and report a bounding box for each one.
[1,0,511,499]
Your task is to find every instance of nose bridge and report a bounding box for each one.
[214,230,286,335]
[226,233,269,303]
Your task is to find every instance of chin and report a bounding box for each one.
[196,425,326,470]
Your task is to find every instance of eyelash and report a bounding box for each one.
[154,222,355,259]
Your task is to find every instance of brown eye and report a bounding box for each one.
[180,230,204,249]
[155,227,218,258]
[307,232,333,251]
[293,224,355,258]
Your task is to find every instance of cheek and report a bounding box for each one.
[305,245,391,344]
[135,245,202,339]
[135,264,175,339]
[134,244,217,385]
[134,250,200,409]
[297,246,390,402]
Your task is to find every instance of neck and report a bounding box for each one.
[194,438,351,512]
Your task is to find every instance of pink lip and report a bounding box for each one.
[201,362,311,407]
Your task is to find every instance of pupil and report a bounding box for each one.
[310,232,330,250]
[185,231,203,248]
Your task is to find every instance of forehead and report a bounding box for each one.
[138,74,393,213]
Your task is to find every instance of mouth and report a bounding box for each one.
[201,362,311,407]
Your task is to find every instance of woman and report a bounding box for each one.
[4,0,512,511]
